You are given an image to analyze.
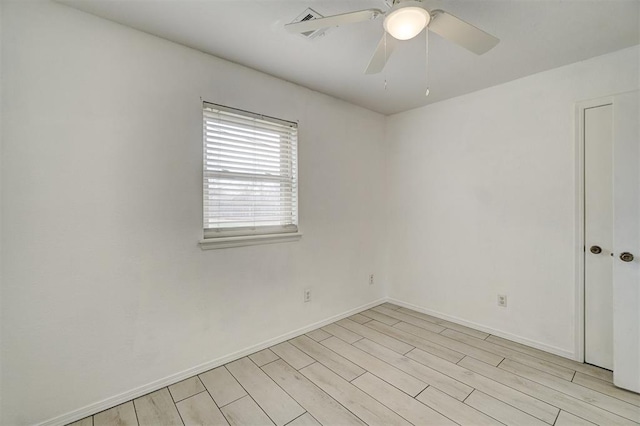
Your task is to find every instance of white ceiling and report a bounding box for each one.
[58,0,639,115]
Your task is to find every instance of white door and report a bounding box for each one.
[612,91,640,393]
[584,103,614,370]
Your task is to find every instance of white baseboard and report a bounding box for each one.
[387,298,576,360]
[37,298,386,426]
[38,295,578,426]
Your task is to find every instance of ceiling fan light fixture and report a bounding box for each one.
[383,3,430,41]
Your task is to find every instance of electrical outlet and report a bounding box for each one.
[304,288,311,303]
[497,294,507,307]
[369,274,374,285]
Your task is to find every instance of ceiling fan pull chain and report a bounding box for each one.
[425,28,430,97]
[384,32,388,90]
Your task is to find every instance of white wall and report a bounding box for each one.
[0,1,388,424]
[386,46,639,356]
[0,0,4,419]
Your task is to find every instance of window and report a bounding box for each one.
[200,102,299,249]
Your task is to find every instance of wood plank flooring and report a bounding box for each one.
[69,303,640,426]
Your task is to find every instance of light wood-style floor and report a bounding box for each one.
[69,303,640,426]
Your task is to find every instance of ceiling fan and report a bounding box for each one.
[285,0,499,74]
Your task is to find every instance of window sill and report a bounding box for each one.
[199,232,302,250]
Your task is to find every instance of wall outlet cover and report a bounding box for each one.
[497,294,507,307]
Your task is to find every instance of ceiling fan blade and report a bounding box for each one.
[428,10,499,55]
[364,34,397,74]
[285,9,382,34]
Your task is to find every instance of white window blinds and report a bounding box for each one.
[203,103,298,238]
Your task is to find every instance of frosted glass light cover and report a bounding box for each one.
[384,6,430,41]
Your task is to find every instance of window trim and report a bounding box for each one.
[200,102,300,249]
[199,232,303,250]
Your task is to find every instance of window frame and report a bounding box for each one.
[199,102,301,249]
